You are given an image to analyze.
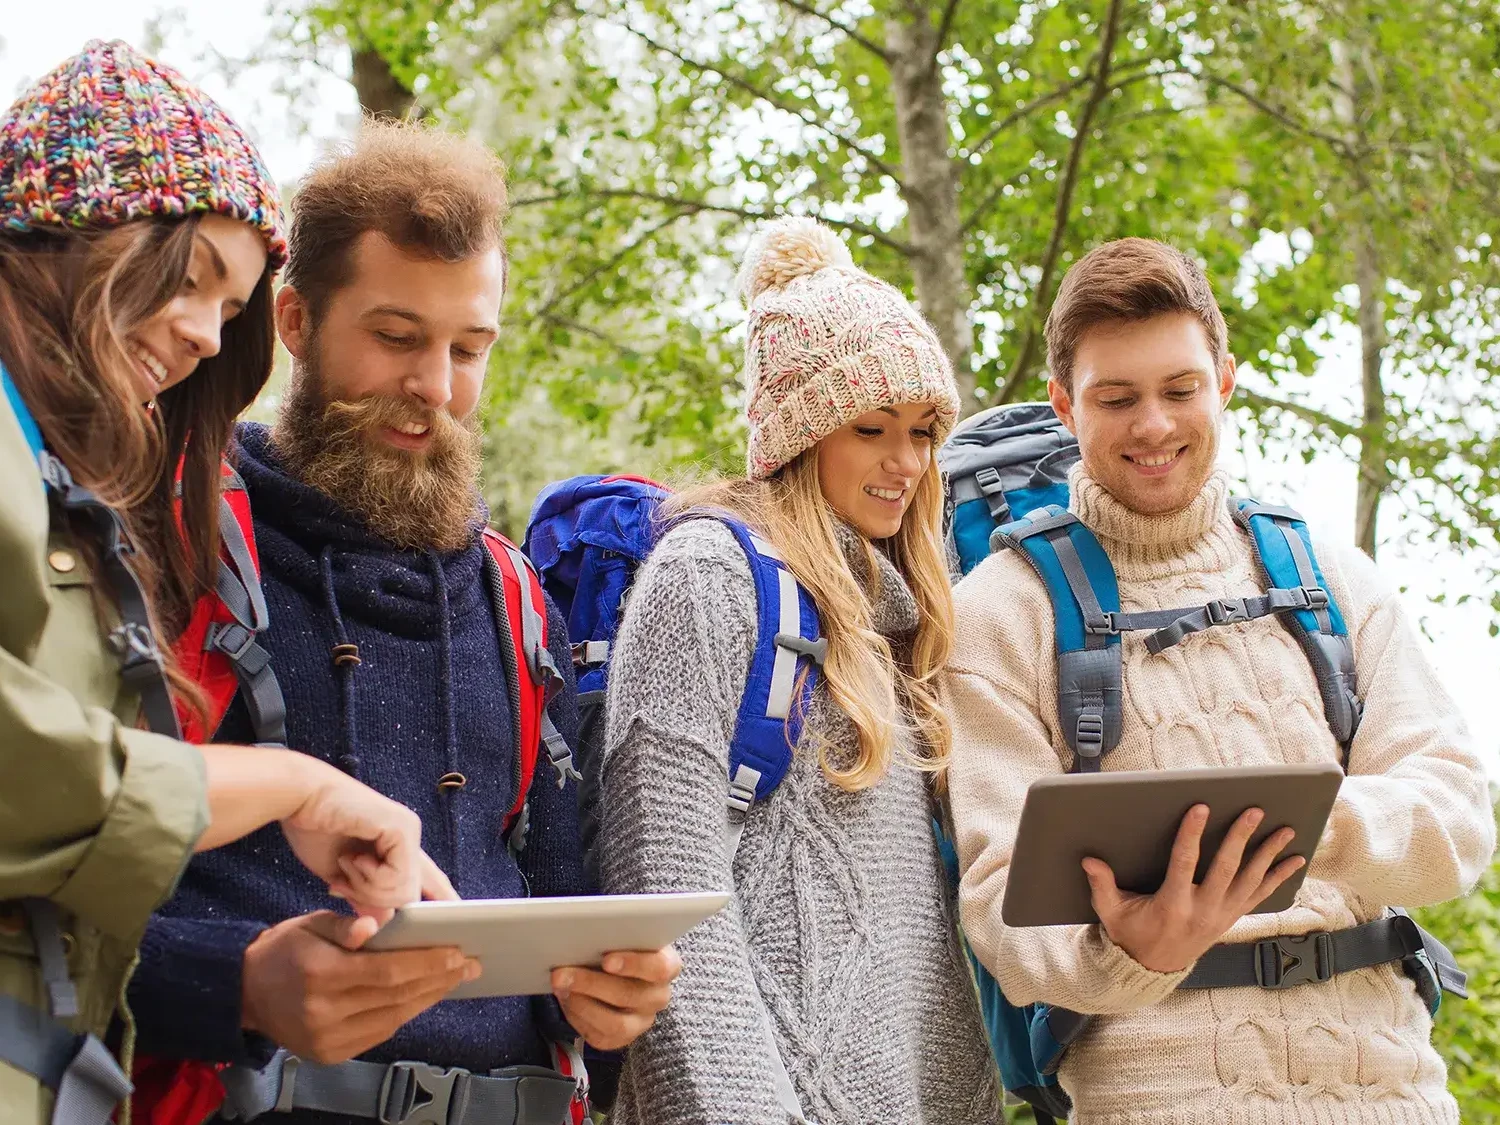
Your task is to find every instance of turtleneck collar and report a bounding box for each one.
[1068,463,1245,578]
[833,521,919,643]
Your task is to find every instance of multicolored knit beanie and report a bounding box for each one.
[0,39,287,269]
[737,217,960,480]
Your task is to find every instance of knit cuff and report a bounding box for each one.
[1096,930,1194,1007]
[129,915,276,1066]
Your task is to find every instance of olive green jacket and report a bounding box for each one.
[0,395,209,1119]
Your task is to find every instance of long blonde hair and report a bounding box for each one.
[665,448,954,791]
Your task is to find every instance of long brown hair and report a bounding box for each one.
[666,448,954,792]
[0,216,275,702]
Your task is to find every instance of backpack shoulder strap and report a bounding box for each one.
[1232,499,1362,752]
[709,519,823,858]
[173,463,287,745]
[996,505,1123,772]
[482,528,580,843]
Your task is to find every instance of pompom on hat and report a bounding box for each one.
[0,39,287,269]
[737,216,960,479]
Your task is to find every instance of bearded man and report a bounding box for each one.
[128,121,677,1125]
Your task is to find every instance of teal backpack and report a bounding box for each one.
[935,403,1467,1124]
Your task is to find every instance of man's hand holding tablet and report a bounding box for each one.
[1081,805,1305,973]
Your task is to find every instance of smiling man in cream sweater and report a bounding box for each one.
[941,237,1495,1125]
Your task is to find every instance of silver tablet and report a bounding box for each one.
[1001,762,1343,927]
[364,891,730,999]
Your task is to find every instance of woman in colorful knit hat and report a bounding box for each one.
[0,40,452,1125]
[596,217,1000,1123]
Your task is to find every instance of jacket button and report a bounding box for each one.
[48,549,77,574]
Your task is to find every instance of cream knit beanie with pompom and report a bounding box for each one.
[736,216,961,479]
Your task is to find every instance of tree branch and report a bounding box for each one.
[773,0,890,63]
[534,211,688,321]
[1201,73,1352,155]
[511,187,915,256]
[1235,387,1358,439]
[994,0,1124,403]
[620,19,907,187]
[960,71,1099,164]
[929,0,962,68]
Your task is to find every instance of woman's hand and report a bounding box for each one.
[197,744,456,919]
[550,946,683,1051]
[280,761,458,919]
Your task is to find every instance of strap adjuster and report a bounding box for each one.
[378,1061,466,1125]
[774,632,828,666]
[571,640,611,667]
[1253,932,1334,988]
[108,621,165,680]
[1084,613,1120,636]
[1074,713,1104,758]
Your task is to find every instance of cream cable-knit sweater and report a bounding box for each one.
[941,467,1495,1125]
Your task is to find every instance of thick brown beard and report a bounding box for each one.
[273,360,484,553]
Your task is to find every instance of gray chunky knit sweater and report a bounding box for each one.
[598,518,1000,1125]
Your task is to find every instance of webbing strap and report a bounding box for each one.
[204,622,288,745]
[724,762,760,858]
[0,911,133,1125]
[23,901,76,1019]
[1181,915,1427,990]
[216,495,269,630]
[766,568,805,721]
[1276,521,1333,634]
[497,540,548,685]
[220,1051,579,1125]
[1128,587,1329,655]
[755,998,808,1123]
[541,709,581,787]
[39,453,181,740]
[1047,532,1108,650]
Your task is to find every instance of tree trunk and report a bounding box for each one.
[1331,39,1387,557]
[886,12,975,411]
[1352,230,1389,557]
[351,45,419,120]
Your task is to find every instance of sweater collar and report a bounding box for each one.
[1068,464,1244,577]
[835,521,919,643]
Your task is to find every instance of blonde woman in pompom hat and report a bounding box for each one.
[595,216,1000,1124]
[0,42,454,1124]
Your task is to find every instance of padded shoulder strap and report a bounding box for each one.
[692,519,824,858]
[482,529,580,838]
[997,505,1123,772]
[1232,499,1362,752]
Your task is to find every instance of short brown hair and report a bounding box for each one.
[284,118,509,317]
[1044,237,1228,393]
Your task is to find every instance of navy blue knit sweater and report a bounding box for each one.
[129,423,592,1111]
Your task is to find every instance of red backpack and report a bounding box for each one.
[130,469,587,1125]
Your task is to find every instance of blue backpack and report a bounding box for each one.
[935,404,1467,1124]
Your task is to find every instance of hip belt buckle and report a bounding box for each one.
[1254,932,1334,989]
[378,1061,467,1125]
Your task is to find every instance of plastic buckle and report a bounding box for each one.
[1084,613,1119,636]
[1253,932,1333,989]
[1302,586,1330,609]
[1205,599,1250,626]
[378,1061,466,1125]
[774,632,828,666]
[108,621,164,680]
[974,466,1004,495]
[1074,713,1104,758]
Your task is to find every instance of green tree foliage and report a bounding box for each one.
[266,0,1498,591]
[1419,853,1500,1121]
